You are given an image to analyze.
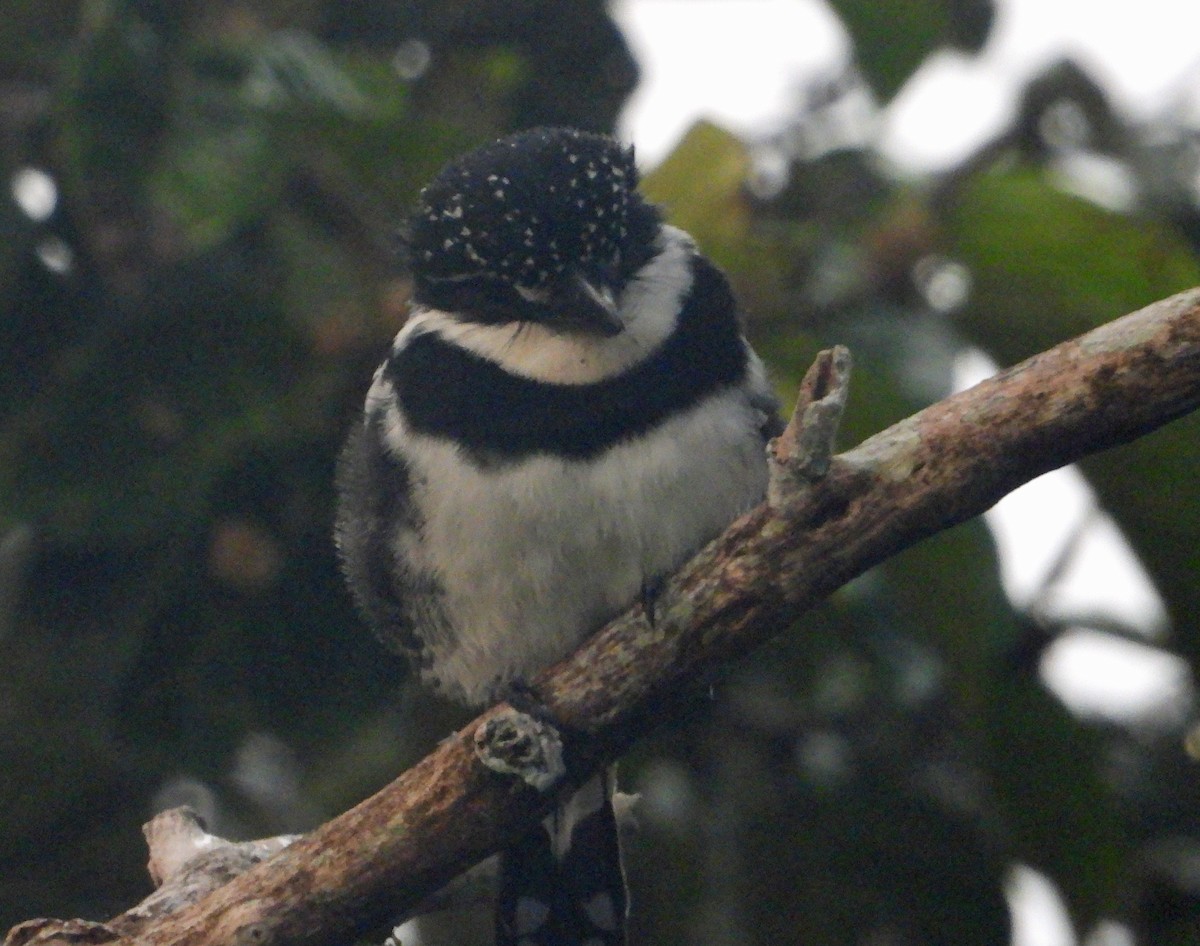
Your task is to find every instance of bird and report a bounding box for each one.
[335,126,780,946]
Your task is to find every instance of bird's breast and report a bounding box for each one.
[392,385,769,705]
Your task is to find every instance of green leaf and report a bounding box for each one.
[828,0,946,100]
[642,120,793,324]
[944,168,1200,362]
[829,0,994,99]
[641,120,753,266]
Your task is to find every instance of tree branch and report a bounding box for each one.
[8,287,1200,946]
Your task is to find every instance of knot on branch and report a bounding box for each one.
[136,808,299,907]
[768,345,852,507]
[144,806,219,887]
[474,710,565,792]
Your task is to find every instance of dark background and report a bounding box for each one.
[2,2,1199,943]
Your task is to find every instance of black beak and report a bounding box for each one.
[551,268,624,337]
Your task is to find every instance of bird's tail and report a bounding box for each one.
[496,771,627,945]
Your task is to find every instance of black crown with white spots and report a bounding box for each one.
[405,127,662,329]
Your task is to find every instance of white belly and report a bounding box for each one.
[389,386,768,704]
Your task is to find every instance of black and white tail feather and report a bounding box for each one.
[335,127,780,946]
[497,773,626,945]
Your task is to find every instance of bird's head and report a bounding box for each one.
[406,127,663,337]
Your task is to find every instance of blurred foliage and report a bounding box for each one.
[944,169,1200,353]
[1,1,1199,945]
[829,0,995,100]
